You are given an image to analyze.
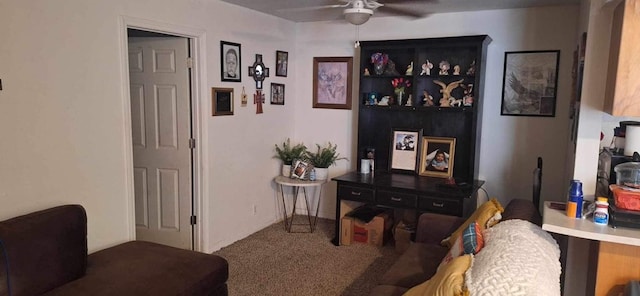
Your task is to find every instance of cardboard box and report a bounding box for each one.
[352,211,393,246]
[340,216,354,245]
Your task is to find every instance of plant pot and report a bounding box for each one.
[282,164,291,177]
[315,167,329,181]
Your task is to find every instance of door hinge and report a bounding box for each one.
[190,215,197,225]
[189,138,196,149]
[187,58,193,68]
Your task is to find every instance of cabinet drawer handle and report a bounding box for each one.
[351,191,361,196]
[432,202,444,208]
[390,197,402,202]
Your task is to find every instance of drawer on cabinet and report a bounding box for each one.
[377,190,417,208]
[419,196,461,216]
[337,185,374,202]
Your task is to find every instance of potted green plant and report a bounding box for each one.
[274,138,307,177]
[305,142,347,180]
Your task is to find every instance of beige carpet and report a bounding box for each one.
[213,216,400,296]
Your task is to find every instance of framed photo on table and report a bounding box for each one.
[220,41,241,82]
[419,137,456,178]
[500,50,560,117]
[312,57,353,110]
[211,87,234,116]
[389,128,422,174]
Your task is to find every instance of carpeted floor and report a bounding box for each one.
[213,216,400,296]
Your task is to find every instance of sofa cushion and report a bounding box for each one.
[441,198,503,248]
[379,242,449,289]
[465,219,561,296]
[0,205,87,296]
[438,222,483,270]
[501,198,542,226]
[402,254,472,296]
[42,241,229,296]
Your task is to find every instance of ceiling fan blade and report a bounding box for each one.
[381,0,437,3]
[380,4,431,18]
[279,3,349,12]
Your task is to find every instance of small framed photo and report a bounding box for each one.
[313,57,353,110]
[270,83,285,105]
[389,128,422,174]
[419,137,456,178]
[276,50,288,77]
[220,41,241,82]
[500,50,560,117]
[290,159,310,179]
[211,87,234,116]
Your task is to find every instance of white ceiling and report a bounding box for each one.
[219,0,581,23]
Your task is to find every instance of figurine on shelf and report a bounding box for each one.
[364,68,370,76]
[406,62,413,76]
[384,59,401,75]
[433,79,464,107]
[453,65,461,75]
[438,60,450,75]
[466,60,476,76]
[449,97,463,107]
[371,52,389,75]
[378,96,390,106]
[462,84,474,106]
[422,90,434,106]
[405,94,413,106]
[420,60,433,76]
[439,97,451,107]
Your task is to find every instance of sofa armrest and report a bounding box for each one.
[415,213,466,244]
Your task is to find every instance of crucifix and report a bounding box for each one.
[248,54,269,114]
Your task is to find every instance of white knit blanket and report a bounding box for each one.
[465,219,561,296]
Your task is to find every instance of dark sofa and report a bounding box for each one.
[0,205,229,296]
[370,199,544,295]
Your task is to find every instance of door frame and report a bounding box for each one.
[119,16,208,251]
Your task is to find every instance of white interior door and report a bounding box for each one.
[128,36,193,249]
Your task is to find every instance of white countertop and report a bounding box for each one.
[542,201,640,246]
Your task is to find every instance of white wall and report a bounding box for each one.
[296,5,580,219]
[0,0,580,253]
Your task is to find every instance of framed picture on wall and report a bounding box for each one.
[211,87,234,116]
[419,137,456,178]
[389,128,422,174]
[312,56,353,110]
[500,50,560,117]
[220,41,241,82]
[270,83,285,105]
[276,50,288,77]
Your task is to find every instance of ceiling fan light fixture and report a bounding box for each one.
[344,7,373,25]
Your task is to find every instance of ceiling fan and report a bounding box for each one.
[286,0,432,25]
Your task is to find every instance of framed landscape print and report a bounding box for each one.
[220,41,241,82]
[211,87,234,116]
[419,137,456,178]
[500,50,560,117]
[276,50,288,77]
[312,57,353,110]
[270,83,285,105]
[389,128,422,173]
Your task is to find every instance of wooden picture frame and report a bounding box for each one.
[500,50,560,117]
[211,87,234,116]
[389,128,422,174]
[220,41,241,82]
[313,57,353,110]
[419,137,456,178]
[276,50,288,77]
[270,83,285,105]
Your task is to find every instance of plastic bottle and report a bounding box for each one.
[593,197,610,225]
[309,168,316,181]
[566,180,584,219]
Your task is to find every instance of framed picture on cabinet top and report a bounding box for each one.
[313,56,353,110]
[389,128,422,174]
[270,83,285,105]
[500,50,560,117]
[211,87,234,116]
[419,137,456,178]
[221,41,241,82]
[276,50,288,77]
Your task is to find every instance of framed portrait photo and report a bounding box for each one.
[500,50,560,117]
[220,41,241,82]
[419,137,456,178]
[389,128,422,174]
[312,57,353,110]
[290,159,310,180]
[211,87,234,116]
[276,50,288,77]
[270,83,285,105]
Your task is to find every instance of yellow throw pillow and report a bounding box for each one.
[441,198,504,248]
[402,254,472,296]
